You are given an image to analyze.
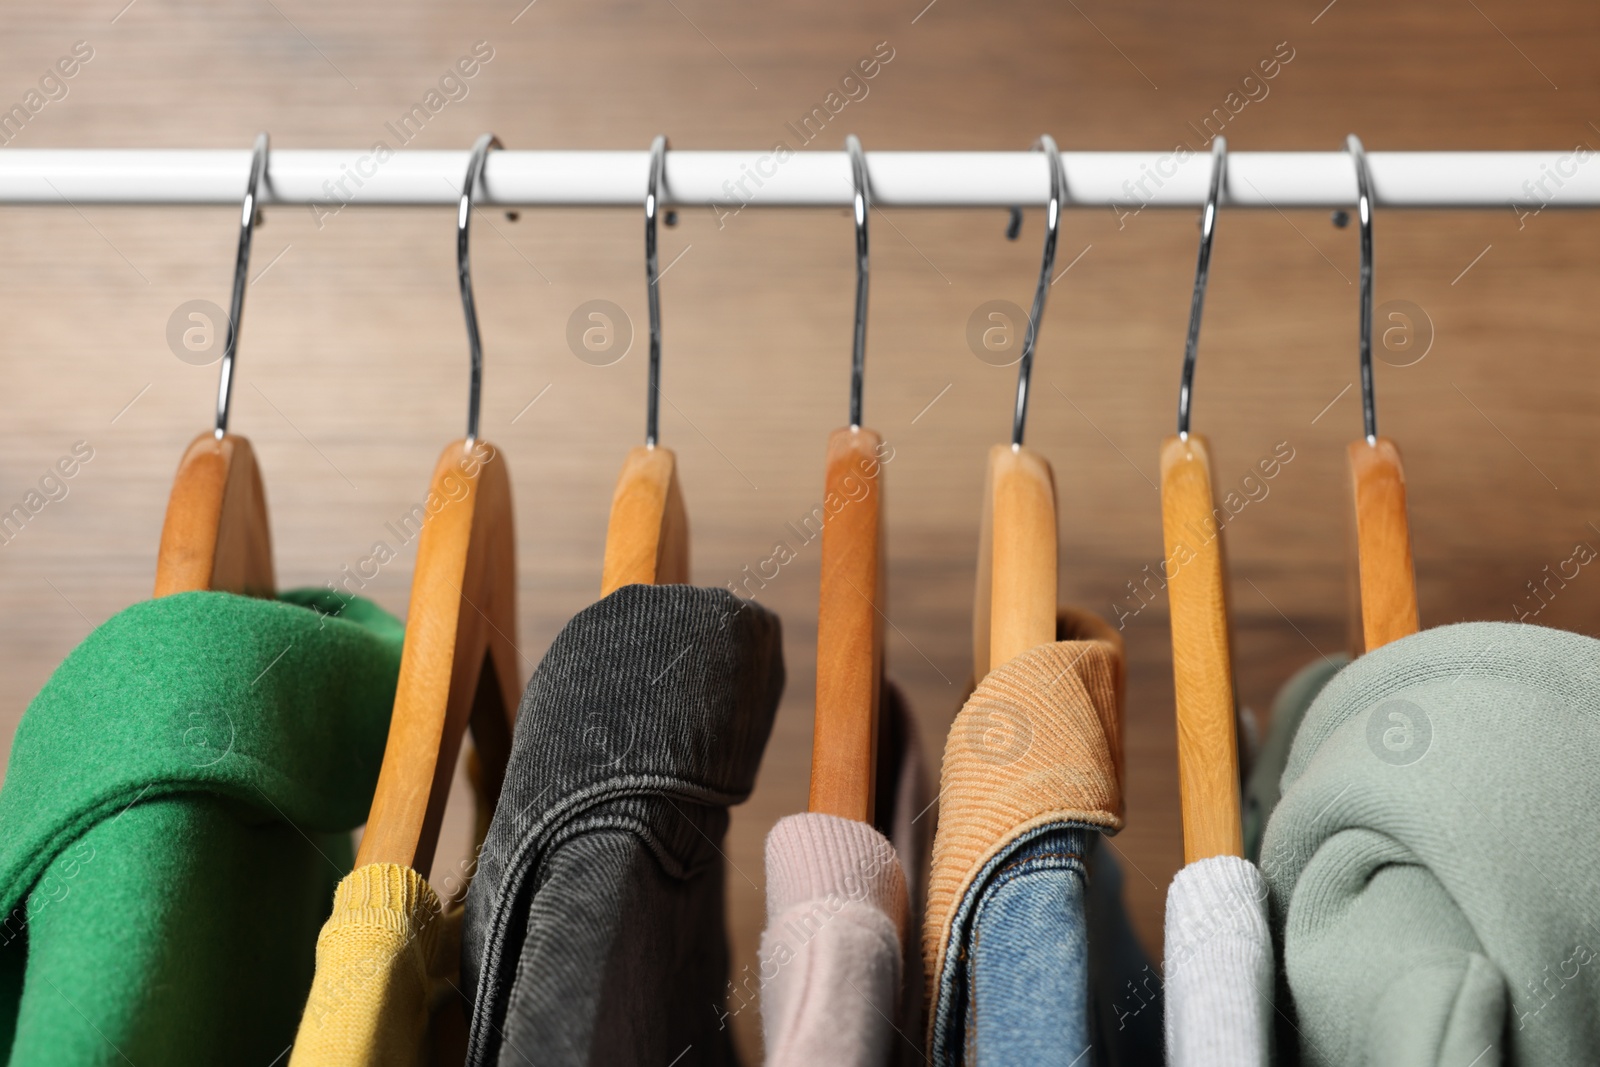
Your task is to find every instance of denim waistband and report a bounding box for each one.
[930,822,1098,1065]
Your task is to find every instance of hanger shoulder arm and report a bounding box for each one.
[358,439,519,877]
[155,431,274,598]
[601,445,689,596]
[1348,436,1419,654]
[1160,434,1243,861]
[985,443,1058,676]
[810,427,885,822]
[467,446,521,821]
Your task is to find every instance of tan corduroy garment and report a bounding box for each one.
[921,608,1126,1014]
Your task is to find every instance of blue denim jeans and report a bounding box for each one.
[929,824,1160,1066]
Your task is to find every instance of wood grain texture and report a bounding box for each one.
[809,426,884,822]
[153,431,274,598]
[1349,436,1420,654]
[1160,434,1242,862]
[600,444,689,595]
[356,438,520,878]
[972,446,996,682]
[980,443,1059,677]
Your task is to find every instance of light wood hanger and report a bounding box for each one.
[601,135,691,596]
[972,136,1062,682]
[357,135,519,877]
[154,133,275,599]
[1161,139,1243,863]
[1345,135,1419,656]
[811,136,886,822]
[1349,438,1417,652]
[975,445,1058,679]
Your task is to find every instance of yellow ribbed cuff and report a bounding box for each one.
[290,864,452,1067]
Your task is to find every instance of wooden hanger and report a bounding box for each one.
[357,135,519,878]
[1348,438,1418,652]
[1345,135,1419,656]
[812,427,886,819]
[1161,138,1243,863]
[974,445,1058,678]
[155,133,275,599]
[601,447,688,594]
[155,434,274,597]
[601,136,692,596]
[356,439,519,876]
[972,136,1063,682]
[1163,436,1241,861]
[810,136,886,823]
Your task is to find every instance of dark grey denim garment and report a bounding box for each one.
[461,584,784,1067]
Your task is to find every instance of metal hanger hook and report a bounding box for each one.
[459,133,502,445]
[845,134,870,430]
[1012,134,1063,448]
[214,131,270,439]
[1177,136,1227,439]
[645,134,668,448]
[1346,133,1378,444]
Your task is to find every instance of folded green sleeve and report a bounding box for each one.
[0,589,405,1066]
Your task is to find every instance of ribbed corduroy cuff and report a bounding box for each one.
[922,608,1125,1014]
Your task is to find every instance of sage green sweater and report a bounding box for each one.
[1261,622,1600,1065]
[0,590,404,1066]
[1243,654,1346,863]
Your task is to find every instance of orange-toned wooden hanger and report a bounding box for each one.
[601,135,691,596]
[1349,437,1417,653]
[1160,139,1243,863]
[1344,135,1419,656]
[974,445,1058,680]
[810,136,887,823]
[972,136,1062,682]
[357,135,520,878]
[154,133,275,599]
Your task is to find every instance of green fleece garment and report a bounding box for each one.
[1260,622,1600,1066]
[0,589,404,1066]
[1243,654,1347,864]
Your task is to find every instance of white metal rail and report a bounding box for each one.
[0,149,1592,210]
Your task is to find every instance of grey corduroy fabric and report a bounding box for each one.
[1261,622,1600,1066]
[461,585,784,1067]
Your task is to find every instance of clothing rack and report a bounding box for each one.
[0,149,1595,209]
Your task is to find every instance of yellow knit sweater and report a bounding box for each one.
[290,863,464,1066]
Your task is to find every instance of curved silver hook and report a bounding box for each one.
[214,131,270,438]
[459,133,502,445]
[645,134,667,447]
[1012,135,1063,448]
[1177,136,1227,439]
[846,134,870,430]
[1346,133,1377,444]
